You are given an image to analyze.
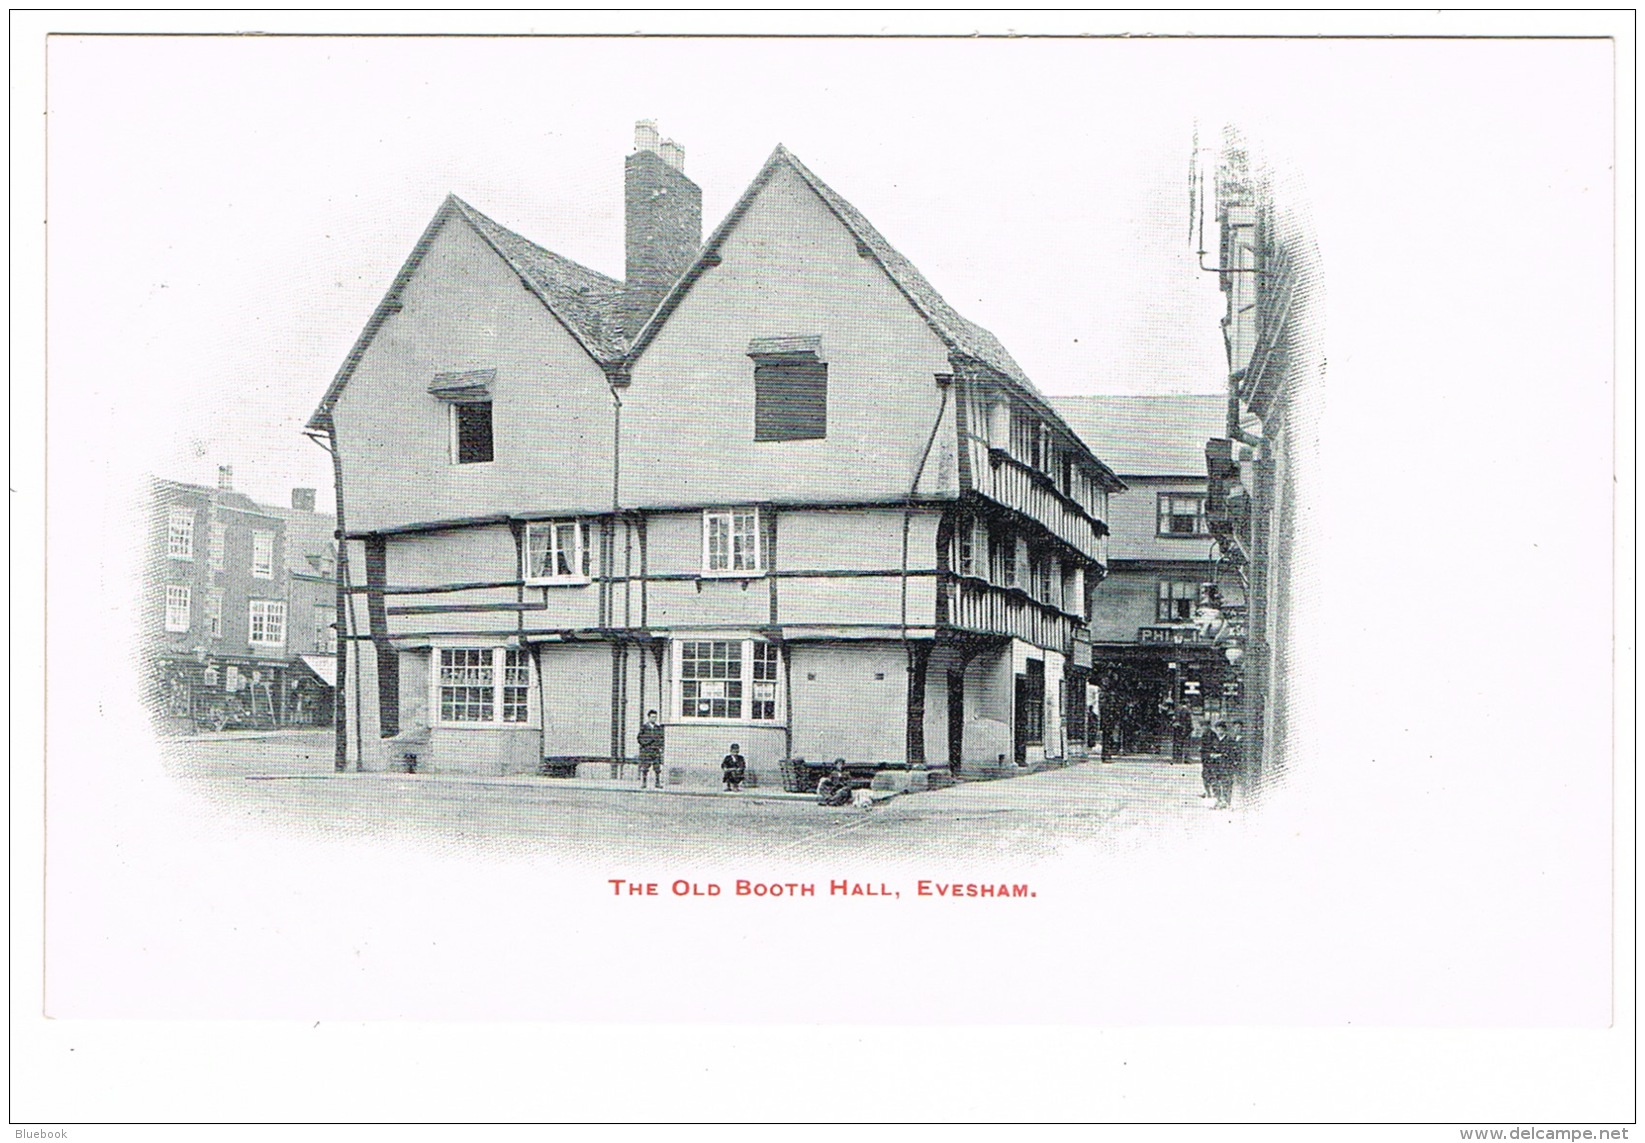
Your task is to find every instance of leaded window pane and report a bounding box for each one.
[440,648,494,722]
[502,648,530,722]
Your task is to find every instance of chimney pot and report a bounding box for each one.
[217,465,233,491]
[634,119,660,155]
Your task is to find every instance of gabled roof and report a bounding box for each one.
[452,198,627,360]
[307,195,624,431]
[1048,394,1228,478]
[150,476,274,517]
[626,145,1117,483]
[309,147,1123,493]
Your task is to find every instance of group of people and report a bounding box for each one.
[635,711,747,791]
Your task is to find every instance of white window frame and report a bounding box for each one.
[523,520,591,585]
[248,599,287,646]
[672,637,782,725]
[205,588,225,637]
[165,585,191,632]
[701,508,764,577]
[168,508,195,560]
[431,645,536,728]
[251,531,275,579]
[208,522,227,572]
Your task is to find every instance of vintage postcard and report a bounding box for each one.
[13,12,1633,1129]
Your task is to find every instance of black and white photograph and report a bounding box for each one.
[12,12,1633,1133]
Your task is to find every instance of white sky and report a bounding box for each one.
[47,35,1241,514]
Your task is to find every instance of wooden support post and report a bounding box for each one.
[906,640,932,767]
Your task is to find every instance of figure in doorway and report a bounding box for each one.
[637,710,665,789]
[1171,703,1194,765]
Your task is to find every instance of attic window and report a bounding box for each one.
[451,402,494,465]
[432,369,496,465]
[748,337,826,443]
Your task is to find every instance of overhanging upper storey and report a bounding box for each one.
[950,360,1123,567]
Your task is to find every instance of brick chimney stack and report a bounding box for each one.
[291,487,317,512]
[622,120,702,338]
[217,465,233,491]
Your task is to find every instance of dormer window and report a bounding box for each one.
[748,336,826,442]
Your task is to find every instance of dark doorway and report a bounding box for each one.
[1014,659,1044,765]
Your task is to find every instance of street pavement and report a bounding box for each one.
[159,730,1238,864]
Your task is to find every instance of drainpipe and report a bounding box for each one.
[604,364,627,766]
[901,377,952,766]
[307,427,354,772]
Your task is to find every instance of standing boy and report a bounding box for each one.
[637,710,665,789]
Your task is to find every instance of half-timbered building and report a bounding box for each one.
[310,124,1123,784]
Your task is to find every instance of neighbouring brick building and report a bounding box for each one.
[310,122,1125,784]
[1053,394,1246,754]
[143,469,337,731]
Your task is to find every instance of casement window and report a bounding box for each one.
[248,600,287,646]
[676,638,781,723]
[251,531,275,579]
[165,585,191,632]
[703,508,763,575]
[208,522,227,572]
[1157,581,1200,623]
[168,508,195,560]
[1034,554,1056,606]
[205,589,224,637]
[450,402,495,465]
[436,646,532,726]
[524,520,590,583]
[1157,493,1209,537]
[956,516,986,579]
[991,531,1019,589]
[749,336,826,442]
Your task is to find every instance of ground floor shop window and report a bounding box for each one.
[437,646,532,726]
[676,638,780,723]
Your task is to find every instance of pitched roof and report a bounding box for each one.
[310,146,1123,492]
[626,145,1119,483]
[451,198,627,360]
[1047,394,1228,478]
[308,195,625,431]
[150,477,280,517]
